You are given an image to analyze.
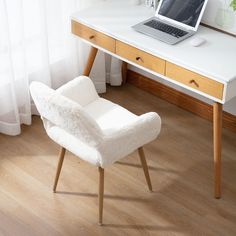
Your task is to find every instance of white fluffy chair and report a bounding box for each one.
[30,76,161,225]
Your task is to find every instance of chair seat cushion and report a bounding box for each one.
[83,98,138,131]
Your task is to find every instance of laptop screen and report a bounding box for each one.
[158,0,206,28]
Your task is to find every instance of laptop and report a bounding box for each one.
[132,0,208,45]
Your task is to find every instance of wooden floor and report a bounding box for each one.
[0,84,236,236]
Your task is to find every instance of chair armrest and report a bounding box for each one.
[30,81,103,147]
[103,112,161,141]
[56,76,99,106]
[99,112,161,166]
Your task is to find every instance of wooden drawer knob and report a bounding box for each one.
[89,35,95,40]
[136,56,143,62]
[189,79,199,88]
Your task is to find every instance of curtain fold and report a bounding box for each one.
[0,0,111,136]
[0,0,143,136]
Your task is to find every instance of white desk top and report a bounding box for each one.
[72,2,236,84]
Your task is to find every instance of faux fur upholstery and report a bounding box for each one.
[30,76,161,167]
[57,76,99,106]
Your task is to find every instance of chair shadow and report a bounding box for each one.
[55,191,146,202]
[116,161,179,174]
[102,223,180,232]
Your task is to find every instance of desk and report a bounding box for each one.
[71,2,236,199]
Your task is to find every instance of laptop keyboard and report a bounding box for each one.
[144,20,188,38]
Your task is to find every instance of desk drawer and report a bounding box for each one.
[116,41,165,75]
[166,62,224,100]
[71,21,116,53]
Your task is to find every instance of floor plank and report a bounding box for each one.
[0,84,236,236]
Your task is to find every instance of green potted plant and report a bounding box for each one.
[230,0,236,11]
[215,0,235,28]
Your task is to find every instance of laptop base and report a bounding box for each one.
[132,17,195,45]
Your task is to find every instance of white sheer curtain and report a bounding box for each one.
[0,0,111,136]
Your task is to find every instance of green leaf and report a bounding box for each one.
[230,0,236,11]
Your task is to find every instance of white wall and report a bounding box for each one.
[203,0,236,35]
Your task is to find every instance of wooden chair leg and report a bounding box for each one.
[98,167,104,226]
[138,147,153,192]
[53,147,66,192]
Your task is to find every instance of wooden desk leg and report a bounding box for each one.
[83,46,98,76]
[213,102,222,199]
[122,61,128,84]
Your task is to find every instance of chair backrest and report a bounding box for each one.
[30,82,103,147]
[57,76,99,107]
